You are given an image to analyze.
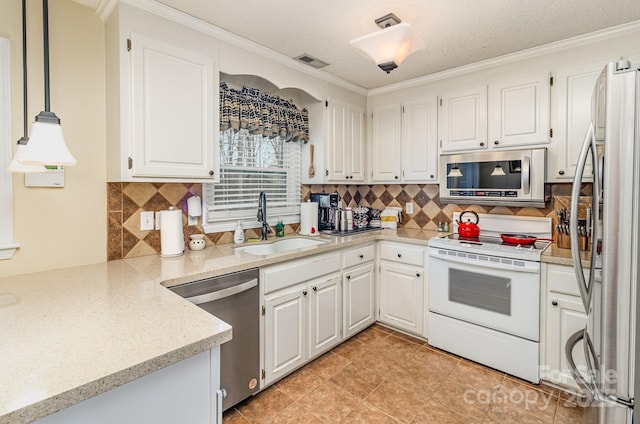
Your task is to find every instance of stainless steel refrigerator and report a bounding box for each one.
[566,61,639,423]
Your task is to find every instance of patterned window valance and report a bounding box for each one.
[219,82,309,143]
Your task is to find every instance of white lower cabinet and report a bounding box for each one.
[36,348,221,424]
[308,275,342,358]
[377,242,426,336]
[343,263,375,338]
[541,263,590,391]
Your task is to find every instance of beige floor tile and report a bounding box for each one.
[495,378,558,422]
[368,334,422,359]
[305,351,351,379]
[222,408,251,424]
[372,323,396,334]
[483,408,551,424]
[297,381,362,422]
[329,363,385,398]
[342,401,401,423]
[267,401,325,424]
[428,379,492,419]
[364,380,430,423]
[390,330,428,346]
[554,399,585,424]
[235,386,293,424]
[274,368,324,401]
[411,400,482,424]
[447,359,506,391]
[353,326,391,344]
[332,338,370,362]
[392,348,459,393]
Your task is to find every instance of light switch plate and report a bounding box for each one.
[140,211,154,231]
[406,202,414,214]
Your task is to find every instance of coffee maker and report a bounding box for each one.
[309,193,339,231]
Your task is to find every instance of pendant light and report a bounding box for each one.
[491,161,506,176]
[18,0,76,166]
[447,164,463,177]
[8,0,45,172]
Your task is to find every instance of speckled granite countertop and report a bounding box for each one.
[0,227,579,423]
[540,243,592,267]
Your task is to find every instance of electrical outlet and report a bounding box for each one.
[140,211,154,231]
[406,202,414,214]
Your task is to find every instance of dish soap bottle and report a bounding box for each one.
[275,218,285,237]
[233,221,245,244]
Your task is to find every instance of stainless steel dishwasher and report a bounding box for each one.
[169,268,260,411]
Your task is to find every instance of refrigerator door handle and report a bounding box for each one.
[570,123,598,312]
[565,327,599,400]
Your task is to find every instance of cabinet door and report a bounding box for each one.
[402,99,438,182]
[343,263,375,339]
[544,293,589,391]
[378,262,424,335]
[488,72,550,148]
[308,275,342,359]
[371,104,402,182]
[440,85,487,152]
[264,288,306,385]
[130,33,217,180]
[325,99,349,182]
[347,105,366,182]
[547,64,600,181]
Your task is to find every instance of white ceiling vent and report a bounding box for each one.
[294,53,329,69]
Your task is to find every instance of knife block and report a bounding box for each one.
[557,233,590,251]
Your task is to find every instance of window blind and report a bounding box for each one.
[203,129,301,232]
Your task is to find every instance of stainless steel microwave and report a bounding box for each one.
[439,148,547,207]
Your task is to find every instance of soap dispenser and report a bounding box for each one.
[233,221,245,244]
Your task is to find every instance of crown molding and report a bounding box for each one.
[369,19,640,96]
[99,0,367,96]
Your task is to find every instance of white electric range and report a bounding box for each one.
[428,213,552,383]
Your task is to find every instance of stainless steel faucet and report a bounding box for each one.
[257,191,271,240]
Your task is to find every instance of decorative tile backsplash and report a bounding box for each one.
[107,182,588,260]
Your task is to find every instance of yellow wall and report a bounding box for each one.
[0,0,106,277]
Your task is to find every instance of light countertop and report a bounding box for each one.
[0,227,577,423]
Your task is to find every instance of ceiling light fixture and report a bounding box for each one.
[491,162,506,176]
[8,0,45,173]
[349,13,423,74]
[447,164,463,178]
[18,0,76,167]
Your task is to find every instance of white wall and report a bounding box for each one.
[0,0,107,277]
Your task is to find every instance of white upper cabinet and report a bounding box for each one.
[439,84,488,152]
[371,104,403,182]
[130,33,217,180]
[440,71,550,153]
[488,72,550,149]
[106,4,220,182]
[547,63,601,182]
[402,99,438,182]
[371,100,438,183]
[325,99,365,182]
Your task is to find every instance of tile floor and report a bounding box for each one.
[223,324,584,424]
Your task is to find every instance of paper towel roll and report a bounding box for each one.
[299,202,319,236]
[160,207,184,257]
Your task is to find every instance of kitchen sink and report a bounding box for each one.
[235,237,327,256]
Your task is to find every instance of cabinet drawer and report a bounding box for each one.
[547,263,589,297]
[342,244,375,268]
[379,242,425,267]
[262,253,341,295]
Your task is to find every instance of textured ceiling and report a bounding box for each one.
[76,0,640,90]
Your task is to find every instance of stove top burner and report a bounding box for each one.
[430,232,551,261]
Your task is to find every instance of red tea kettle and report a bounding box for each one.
[457,210,480,238]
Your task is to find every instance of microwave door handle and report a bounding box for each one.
[570,123,595,313]
[522,156,531,194]
[565,328,598,401]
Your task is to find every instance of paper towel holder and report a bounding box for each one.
[187,195,202,226]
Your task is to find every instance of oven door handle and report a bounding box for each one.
[522,155,531,195]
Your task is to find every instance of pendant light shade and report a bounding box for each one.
[17,0,76,167]
[491,162,506,176]
[447,164,463,178]
[350,14,423,73]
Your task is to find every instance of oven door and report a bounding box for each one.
[428,247,540,341]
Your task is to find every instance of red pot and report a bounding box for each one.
[457,211,480,238]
